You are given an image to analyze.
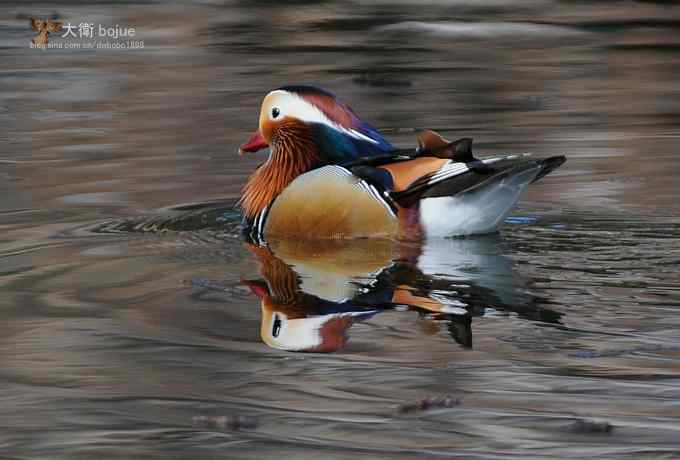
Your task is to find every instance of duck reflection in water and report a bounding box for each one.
[243,237,561,353]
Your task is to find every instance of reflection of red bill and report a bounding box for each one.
[241,278,269,298]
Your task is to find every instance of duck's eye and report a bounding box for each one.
[271,107,281,119]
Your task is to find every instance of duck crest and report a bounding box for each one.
[278,85,394,159]
[240,120,320,219]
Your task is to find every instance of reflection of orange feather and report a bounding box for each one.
[392,285,444,312]
[246,243,317,317]
[246,244,298,303]
[259,253,298,303]
[270,238,395,276]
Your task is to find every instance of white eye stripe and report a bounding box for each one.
[266,90,379,144]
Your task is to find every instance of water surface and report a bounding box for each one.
[2,1,680,458]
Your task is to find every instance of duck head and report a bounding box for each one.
[242,243,364,353]
[245,278,357,353]
[239,86,393,219]
[239,85,393,158]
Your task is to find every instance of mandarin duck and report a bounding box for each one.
[239,85,565,241]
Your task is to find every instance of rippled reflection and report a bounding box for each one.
[5,0,680,456]
[244,236,561,352]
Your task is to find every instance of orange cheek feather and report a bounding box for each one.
[259,112,280,144]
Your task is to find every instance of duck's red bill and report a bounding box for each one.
[239,131,268,154]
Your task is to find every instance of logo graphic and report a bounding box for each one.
[30,17,62,46]
[28,17,143,50]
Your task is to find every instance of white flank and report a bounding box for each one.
[419,164,541,237]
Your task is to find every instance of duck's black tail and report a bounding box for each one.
[389,154,566,209]
[532,155,566,184]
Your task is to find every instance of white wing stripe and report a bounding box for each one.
[356,178,396,218]
[270,90,380,145]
